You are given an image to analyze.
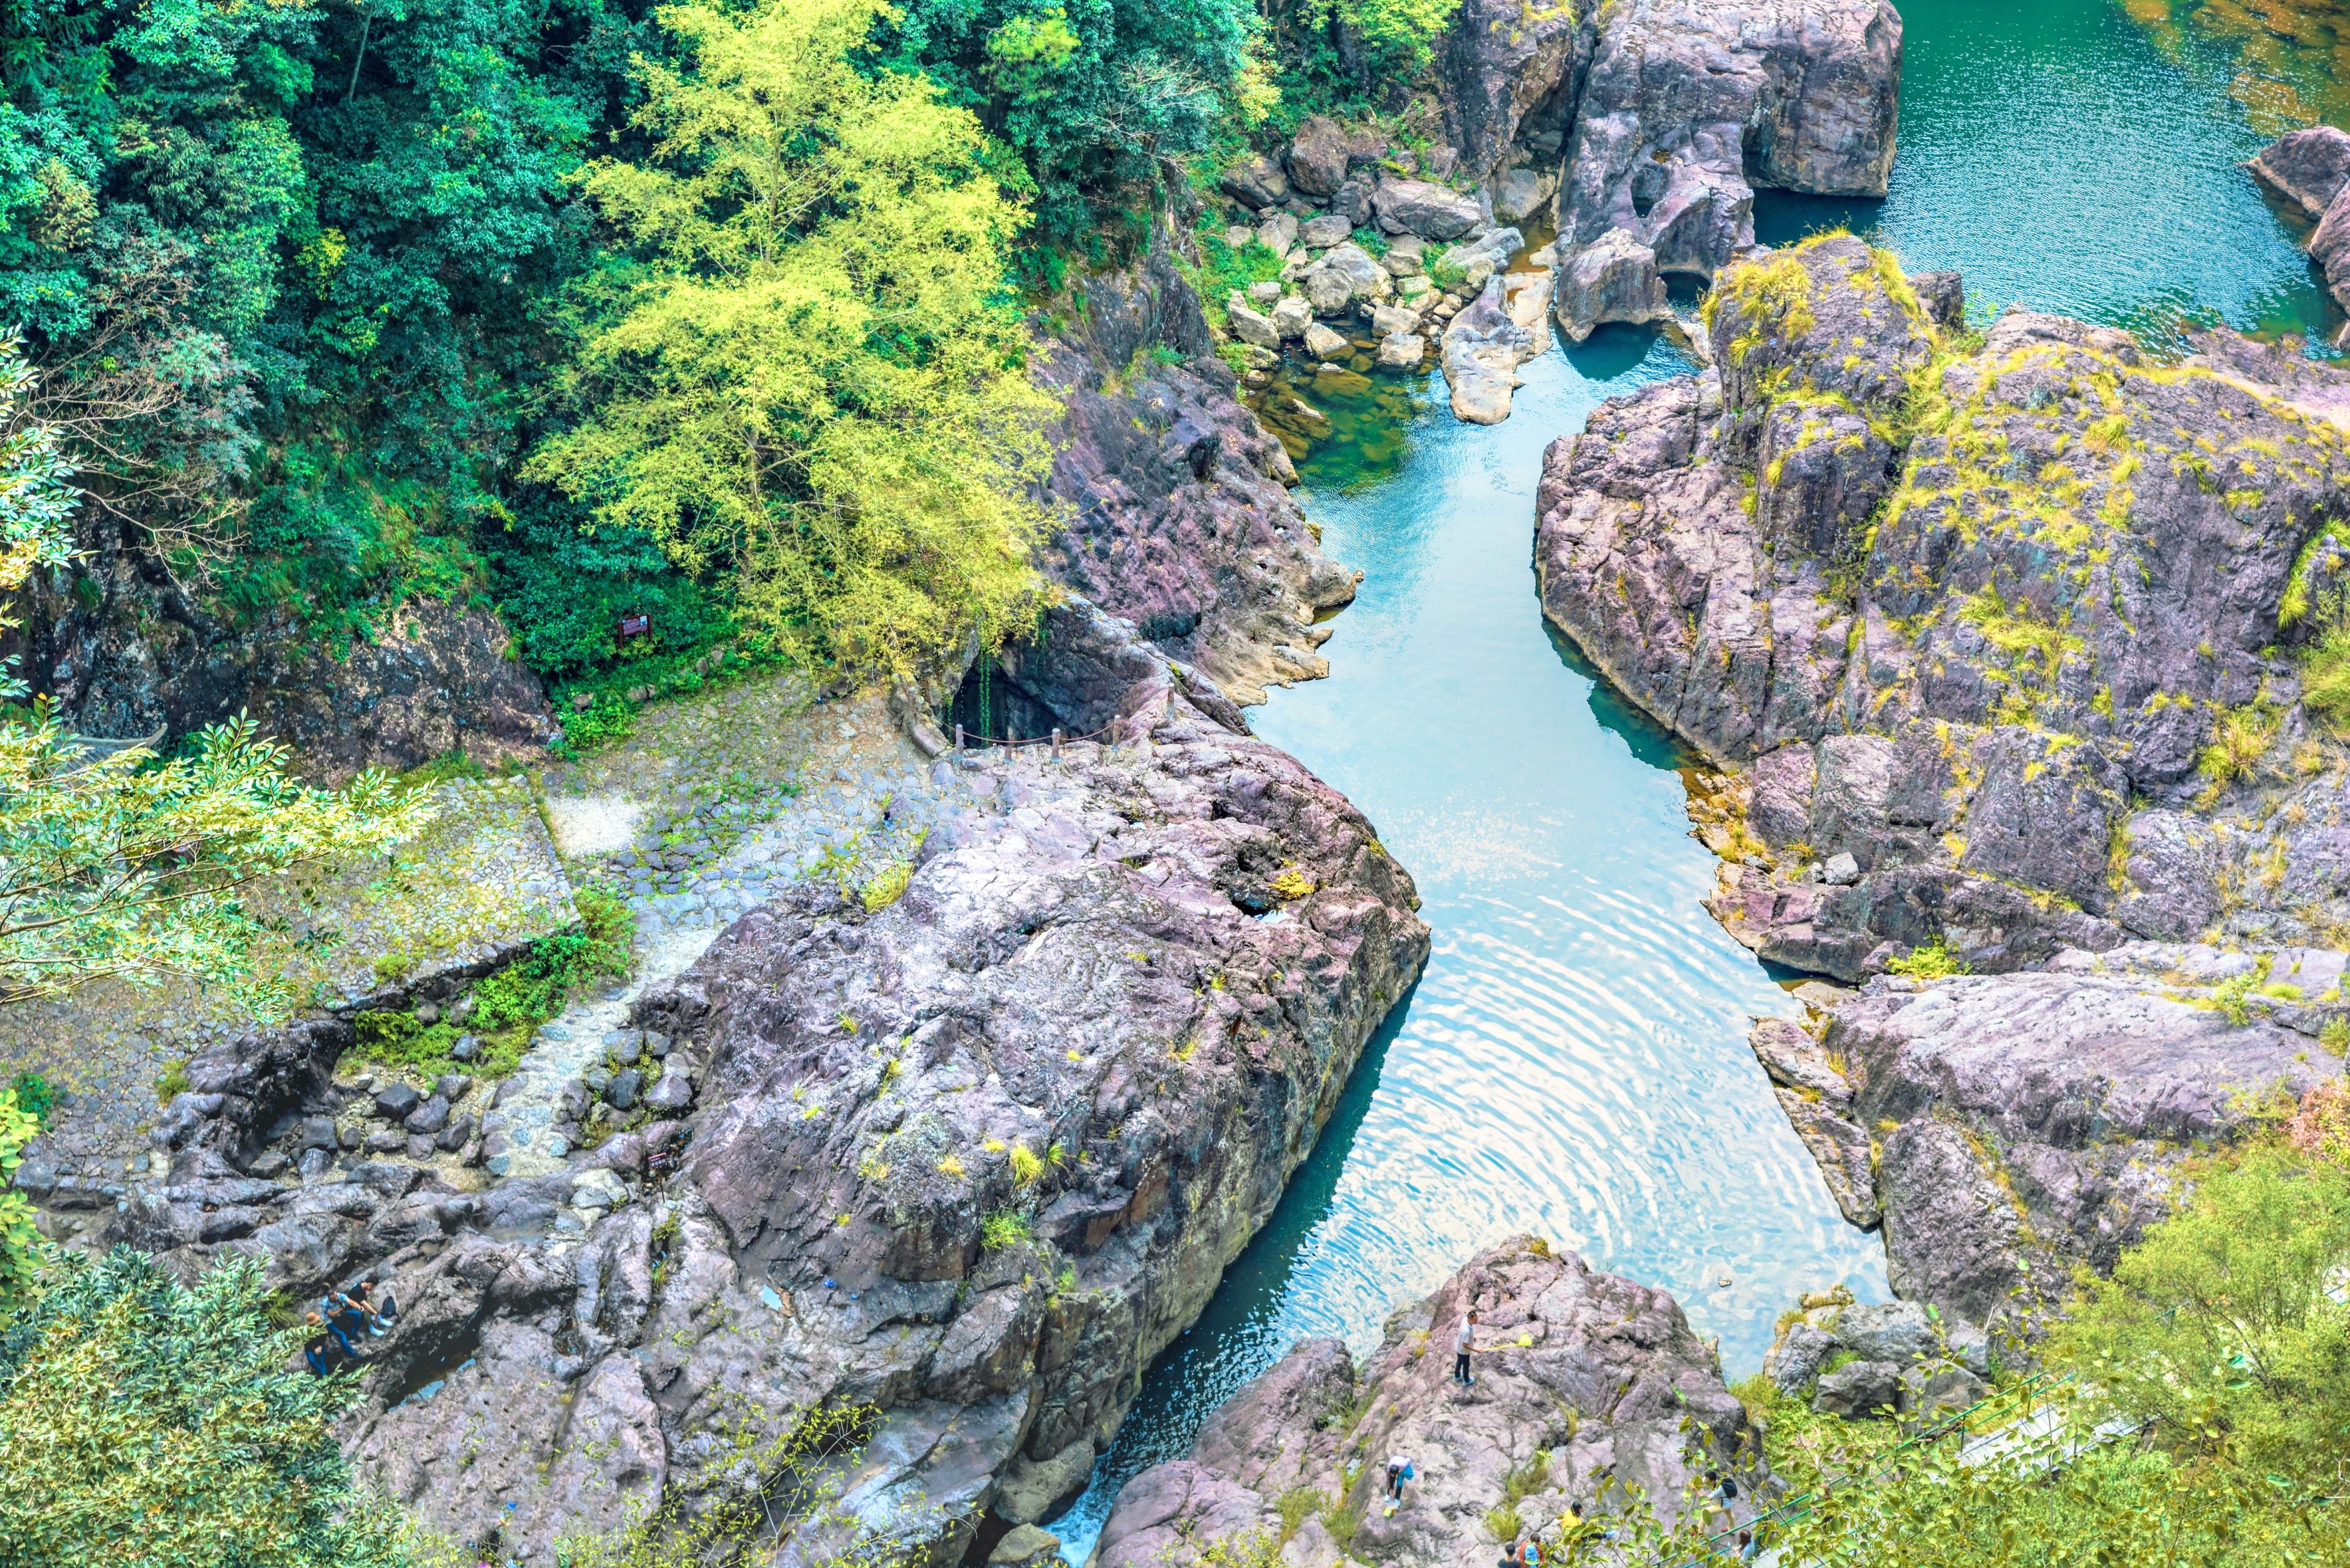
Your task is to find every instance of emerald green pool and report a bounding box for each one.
[1050,2,2343,1556]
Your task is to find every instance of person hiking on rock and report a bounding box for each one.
[350,1277,398,1337]
[1383,1454,1413,1515]
[1453,1308,1479,1384]
[302,1313,338,1376]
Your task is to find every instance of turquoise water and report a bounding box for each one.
[1759,0,2339,344]
[1048,1,2340,1559]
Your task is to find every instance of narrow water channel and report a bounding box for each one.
[1052,0,2345,1559]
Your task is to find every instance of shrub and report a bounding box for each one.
[0,1250,416,1567]
[2288,1078,2350,1162]
[350,887,635,1080]
[0,1089,43,1319]
[1009,1142,1045,1187]
[980,1209,1031,1251]
[1887,937,1967,980]
[2197,702,2281,790]
[2302,613,2350,732]
[2205,971,2256,1026]
[7,1074,53,1127]
[860,858,915,912]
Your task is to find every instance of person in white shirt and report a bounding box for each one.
[1383,1454,1413,1515]
[1452,1309,1479,1384]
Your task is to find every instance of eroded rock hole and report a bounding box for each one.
[949,652,1064,742]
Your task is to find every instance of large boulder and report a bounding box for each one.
[1373,178,1483,241]
[1442,277,1535,425]
[1219,155,1291,210]
[1287,116,1381,197]
[335,640,1431,1557]
[1094,1238,1765,1568]
[2249,124,2350,222]
[2251,126,2350,333]
[1550,0,1900,297]
[1749,955,2342,1333]
[1553,227,1671,341]
[1535,236,2350,974]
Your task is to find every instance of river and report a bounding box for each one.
[1050,0,2343,1559]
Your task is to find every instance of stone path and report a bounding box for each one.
[485,680,1001,1179]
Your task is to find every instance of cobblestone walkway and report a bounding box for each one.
[488,681,963,1177]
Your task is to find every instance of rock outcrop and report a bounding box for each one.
[1535,233,2350,979]
[1748,950,2342,1336]
[2250,124,2350,341]
[1198,0,1903,427]
[334,617,1428,1559]
[1040,254,1362,706]
[1760,1294,1990,1419]
[1438,0,1589,186]
[8,568,555,780]
[1095,1238,1763,1568]
[1551,0,1902,338]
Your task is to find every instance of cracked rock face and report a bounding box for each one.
[339,668,1428,1560]
[5,578,554,780]
[1550,0,1900,336]
[1039,254,1362,707]
[1535,233,2350,977]
[1095,1238,1762,1568]
[1437,0,1590,185]
[1748,951,2342,1334]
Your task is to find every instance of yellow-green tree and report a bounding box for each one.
[528,0,1058,676]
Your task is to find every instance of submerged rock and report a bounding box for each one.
[1095,1238,1763,1568]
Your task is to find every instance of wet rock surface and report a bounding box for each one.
[1747,950,2342,1334]
[1535,234,2350,977]
[1095,1237,1764,1568]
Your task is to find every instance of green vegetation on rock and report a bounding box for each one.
[1732,1140,2350,1567]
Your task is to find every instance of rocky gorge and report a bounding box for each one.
[9,248,1445,1564]
[15,0,2350,1561]
[1200,0,1903,426]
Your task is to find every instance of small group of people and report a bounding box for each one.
[303,1277,398,1375]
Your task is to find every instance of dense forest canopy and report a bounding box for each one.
[0,0,1458,695]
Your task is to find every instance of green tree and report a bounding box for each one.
[877,0,1259,238]
[526,0,1057,675]
[0,1249,419,1567]
[2051,1144,2350,1493]
[1726,1144,2350,1568]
